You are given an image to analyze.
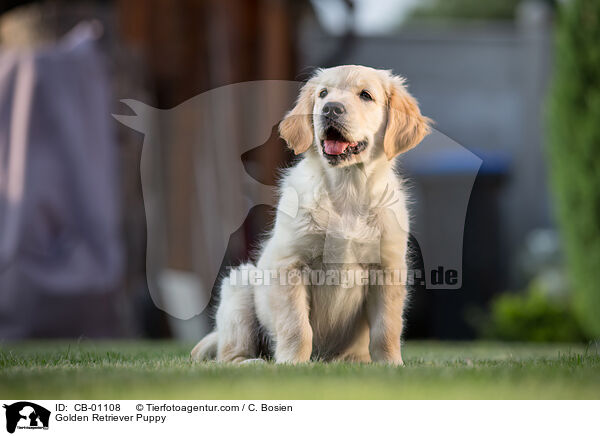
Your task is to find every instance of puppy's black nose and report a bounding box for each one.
[322,102,345,118]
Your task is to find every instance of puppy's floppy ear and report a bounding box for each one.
[383,75,431,160]
[279,80,316,155]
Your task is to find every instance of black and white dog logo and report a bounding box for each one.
[3,402,50,433]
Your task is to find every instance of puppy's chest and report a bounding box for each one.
[299,201,384,265]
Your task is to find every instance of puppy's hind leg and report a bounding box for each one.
[215,265,260,363]
[191,331,218,361]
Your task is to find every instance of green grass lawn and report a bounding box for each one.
[1,341,599,399]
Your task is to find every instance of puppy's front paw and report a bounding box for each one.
[273,325,313,364]
[375,356,404,366]
[370,348,404,366]
[240,358,267,365]
[274,346,311,364]
[388,356,404,366]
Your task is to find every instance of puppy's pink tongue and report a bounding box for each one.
[324,140,349,155]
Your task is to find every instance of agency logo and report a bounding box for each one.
[3,402,50,434]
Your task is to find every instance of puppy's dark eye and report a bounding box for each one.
[359,90,373,101]
[319,89,328,98]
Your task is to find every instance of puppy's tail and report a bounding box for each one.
[191,331,218,361]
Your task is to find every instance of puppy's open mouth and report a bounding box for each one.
[320,127,367,163]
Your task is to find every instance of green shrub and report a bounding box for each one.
[484,282,587,342]
[547,0,600,338]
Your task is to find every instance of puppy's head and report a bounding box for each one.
[279,65,431,167]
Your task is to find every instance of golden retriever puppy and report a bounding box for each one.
[192,65,431,364]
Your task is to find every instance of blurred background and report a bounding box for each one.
[0,0,598,343]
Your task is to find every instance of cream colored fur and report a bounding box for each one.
[191,65,431,365]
